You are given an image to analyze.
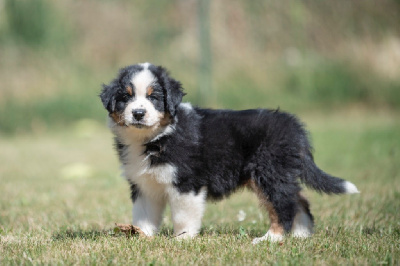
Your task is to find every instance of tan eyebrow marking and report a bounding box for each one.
[147,86,154,96]
[126,86,133,96]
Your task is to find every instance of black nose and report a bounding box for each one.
[133,109,146,121]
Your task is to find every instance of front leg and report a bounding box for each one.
[132,194,166,236]
[168,186,207,239]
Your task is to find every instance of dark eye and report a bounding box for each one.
[115,101,126,111]
[148,94,158,101]
[148,92,163,101]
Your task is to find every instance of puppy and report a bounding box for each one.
[100,62,359,243]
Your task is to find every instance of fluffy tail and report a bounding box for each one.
[301,155,359,194]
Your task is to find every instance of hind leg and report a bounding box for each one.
[291,193,314,238]
[252,198,286,243]
[249,180,312,244]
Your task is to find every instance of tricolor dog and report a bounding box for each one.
[100,63,359,243]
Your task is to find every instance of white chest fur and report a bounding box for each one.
[121,142,176,199]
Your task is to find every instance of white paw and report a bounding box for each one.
[292,229,312,238]
[252,231,284,245]
[173,231,196,240]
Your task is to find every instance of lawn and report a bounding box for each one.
[0,108,399,265]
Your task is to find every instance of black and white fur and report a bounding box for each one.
[100,63,359,243]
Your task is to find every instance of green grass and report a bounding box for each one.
[0,110,399,264]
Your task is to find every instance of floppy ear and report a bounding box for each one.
[159,67,185,116]
[100,83,117,113]
[100,65,137,113]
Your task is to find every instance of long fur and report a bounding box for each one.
[100,63,359,242]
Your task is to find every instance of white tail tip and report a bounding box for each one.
[344,181,360,194]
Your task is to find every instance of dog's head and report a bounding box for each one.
[100,63,184,132]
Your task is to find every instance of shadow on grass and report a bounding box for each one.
[199,225,263,238]
[161,224,264,238]
[52,225,265,241]
[52,228,111,241]
[52,226,177,241]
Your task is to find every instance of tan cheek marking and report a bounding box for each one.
[110,112,125,126]
[159,112,172,127]
[126,86,133,96]
[247,180,285,235]
[147,86,154,96]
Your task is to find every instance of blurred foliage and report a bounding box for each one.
[284,60,400,108]
[0,0,399,134]
[2,0,73,49]
[0,94,103,134]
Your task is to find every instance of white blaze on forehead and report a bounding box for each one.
[123,67,163,128]
[131,69,156,97]
[140,62,151,69]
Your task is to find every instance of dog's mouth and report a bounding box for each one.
[130,122,150,129]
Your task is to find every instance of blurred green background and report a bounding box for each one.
[0,0,399,133]
[1,2,400,264]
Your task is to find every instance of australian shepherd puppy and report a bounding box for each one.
[100,62,359,244]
